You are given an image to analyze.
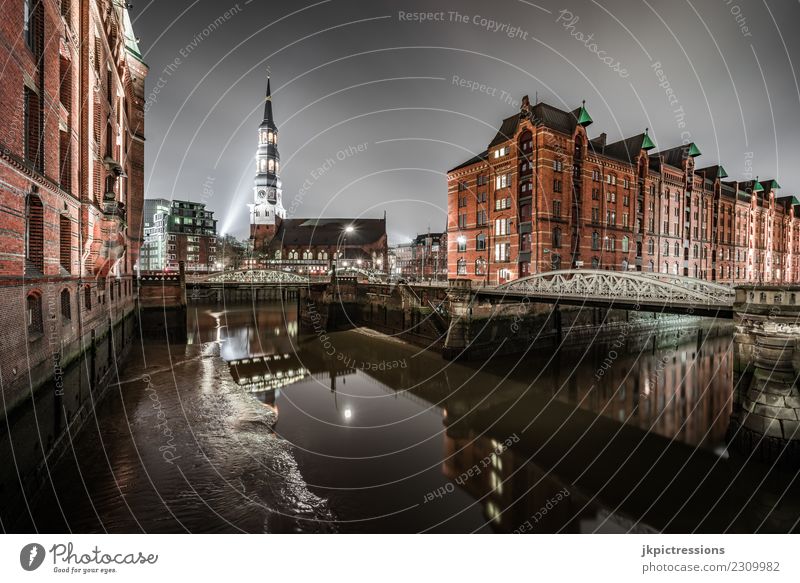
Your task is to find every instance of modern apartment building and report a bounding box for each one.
[139,198,218,272]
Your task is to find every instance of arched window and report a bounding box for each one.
[621,236,629,253]
[302,250,312,260]
[289,250,299,260]
[674,242,680,256]
[518,130,533,154]
[25,194,44,272]
[551,254,561,271]
[475,257,486,275]
[476,233,486,251]
[274,250,282,260]
[592,232,600,250]
[648,260,654,272]
[673,262,679,275]
[693,244,699,259]
[60,288,71,320]
[647,239,654,255]
[27,291,43,335]
[621,258,629,271]
[591,257,600,269]
[664,241,670,257]
[663,262,668,274]
[456,258,467,275]
[84,285,92,310]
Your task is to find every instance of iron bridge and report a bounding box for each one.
[481,269,734,316]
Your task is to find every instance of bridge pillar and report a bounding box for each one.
[729,287,800,465]
[443,279,474,360]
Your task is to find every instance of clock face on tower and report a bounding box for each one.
[258,190,266,201]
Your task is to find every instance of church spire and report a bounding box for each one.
[262,75,276,130]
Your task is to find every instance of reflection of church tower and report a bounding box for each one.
[249,76,285,250]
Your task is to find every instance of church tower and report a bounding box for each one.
[249,76,285,250]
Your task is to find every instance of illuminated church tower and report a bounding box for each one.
[249,76,285,249]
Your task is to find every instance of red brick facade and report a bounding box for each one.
[0,0,147,415]
[447,96,799,286]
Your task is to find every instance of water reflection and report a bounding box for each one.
[185,304,799,533]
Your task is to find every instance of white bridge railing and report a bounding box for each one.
[190,269,310,284]
[493,269,735,307]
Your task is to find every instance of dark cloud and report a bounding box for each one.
[133,0,800,243]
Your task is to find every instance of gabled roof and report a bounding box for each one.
[531,102,584,135]
[653,143,701,168]
[447,150,488,173]
[488,115,521,148]
[777,195,800,210]
[596,132,654,164]
[740,179,764,193]
[696,165,728,181]
[761,179,781,191]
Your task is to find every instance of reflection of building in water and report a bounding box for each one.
[442,430,656,533]
[228,353,309,393]
[548,333,733,449]
[442,432,579,533]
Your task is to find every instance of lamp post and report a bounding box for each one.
[335,225,355,276]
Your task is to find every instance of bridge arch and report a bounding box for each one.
[495,269,734,306]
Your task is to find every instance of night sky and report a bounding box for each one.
[132,0,800,243]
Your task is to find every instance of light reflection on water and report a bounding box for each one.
[185,303,799,533]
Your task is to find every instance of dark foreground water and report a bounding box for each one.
[11,303,800,533]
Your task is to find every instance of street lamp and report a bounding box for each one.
[334,225,356,276]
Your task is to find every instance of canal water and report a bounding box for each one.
[14,302,800,533]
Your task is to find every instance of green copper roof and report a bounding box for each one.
[764,179,781,190]
[641,130,655,151]
[752,180,764,193]
[576,104,593,126]
[717,165,728,179]
[687,143,701,157]
[122,7,142,59]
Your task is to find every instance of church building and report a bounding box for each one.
[249,78,388,274]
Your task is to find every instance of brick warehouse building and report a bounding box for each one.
[447,95,799,286]
[0,0,147,494]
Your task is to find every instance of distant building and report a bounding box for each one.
[392,242,414,277]
[390,233,448,281]
[247,77,388,273]
[139,199,218,272]
[412,232,448,281]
